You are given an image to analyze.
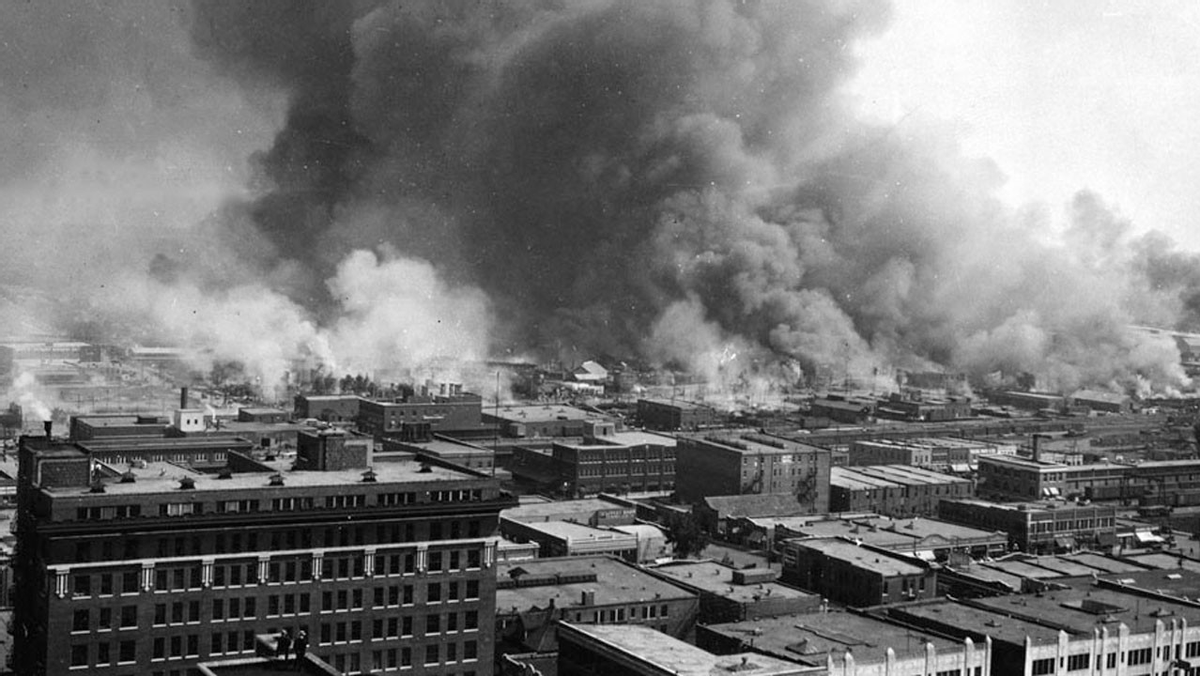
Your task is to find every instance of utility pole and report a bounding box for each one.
[492,370,500,478]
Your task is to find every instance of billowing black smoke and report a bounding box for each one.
[183,0,1200,394]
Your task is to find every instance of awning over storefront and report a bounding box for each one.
[913,550,937,561]
[1134,531,1165,544]
[1054,536,1077,550]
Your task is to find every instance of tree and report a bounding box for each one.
[663,512,710,559]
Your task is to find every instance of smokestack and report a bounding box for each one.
[43,420,52,438]
[180,386,189,410]
[1032,434,1043,463]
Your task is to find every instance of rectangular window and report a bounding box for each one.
[120,605,137,628]
[71,644,89,668]
[425,644,439,665]
[73,609,89,632]
[1067,654,1090,671]
[121,571,138,595]
[1031,658,1055,676]
[118,640,135,664]
[1128,648,1152,666]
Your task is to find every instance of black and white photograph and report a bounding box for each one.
[6,1,1200,675]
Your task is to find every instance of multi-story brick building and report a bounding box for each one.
[14,427,515,676]
[780,538,938,607]
[293,394,362,424]
[509,424,676,497]
[644,561,820,624]
[495,555,699,675]
[635,398,717,432]
[977,454,1129,501]
[938,498,1117,554]
[829,465,975,517]
[483,404,601,439]
[358,393,487,439]
[675,432,831,511]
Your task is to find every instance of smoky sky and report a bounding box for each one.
[181,0,1200,393]
[6,0,1200,397]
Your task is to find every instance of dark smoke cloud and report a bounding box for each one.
[178,0,1200,395]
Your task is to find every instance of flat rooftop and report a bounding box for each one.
[649,561,817,604]
[503,498,631,522]
[850,516,1005,543]
[1061,552,1151,574]
[683,432,824,456]
[72,414,167,427]
[981,559,1064,580]
[894,600,1064,647]
[791,538,927,576]
[747,514,872,530]
[834,465,967,487]
[705,610,969,666]
[562,623,803,676]
[43,457,483,496]
[488,404,597,424]
[79,437,254,452]
[943,563,1024,592]
[393,438,492,456]
[1098,568,1200,600]
[496,556,693,612]
[969,578,1200,635]
[638,398,714,410]
[511,520,636,543]
[1120,552,1200,573]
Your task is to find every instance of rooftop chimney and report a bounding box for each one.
[43,420,52,438]
[180,386,189,410]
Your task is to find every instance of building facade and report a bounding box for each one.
[635,399,717,432]
[14,429,515,676]
[829,465,975,517]
[509,426,676,497]
[780,538,938,607]
[358,393,486,438]
[938,498,1117,553]
[675,433,831,511]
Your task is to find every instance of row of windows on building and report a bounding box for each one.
[1029,641,1200,676]
[73,518,486,563]
[71,589,482,634]
[69,619,482,672]
[70,547,486,597]
[571,452,676,463]
[575,465,671,477]
[70,633,482,672]
[74,489,488,522]
[1028,517,1116,533]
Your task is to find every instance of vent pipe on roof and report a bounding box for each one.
[268,473,285,486]
[178,476,196,490]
